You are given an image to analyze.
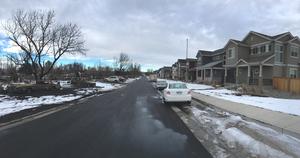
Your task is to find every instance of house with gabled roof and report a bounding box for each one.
[224,31,300,87]
[196,48,225,84]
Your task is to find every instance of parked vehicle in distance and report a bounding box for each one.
[162,82,191,104]
[156,80,167,90]
[118,76,126,82]
[105,76,119,83]
[148,74,157,82]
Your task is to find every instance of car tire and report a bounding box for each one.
[163,98,168,105]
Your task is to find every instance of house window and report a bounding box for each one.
[275,44,284,63]
[228,48,235,59]
[198,70,202,77]
[289,68,298,78]
[291,46,299,58]
[260,45,266,53]
[251,47,259,55]
[268,45,272,52]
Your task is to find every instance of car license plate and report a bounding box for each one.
[176,91,182,95]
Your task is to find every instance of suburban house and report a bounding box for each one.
[157,66,172,79]
[187,58,197,81]
[224,31,300,87]
[170,58,197,81]
[171,63,178,80]
[196,48,225,84]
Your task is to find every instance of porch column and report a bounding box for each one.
[258,65,263,88]
[196,68,199,81]
[247,65,251,85]
[236,66,239,84]
[200,69,203,81]
[210,68,213,83]
[224,67,227,84]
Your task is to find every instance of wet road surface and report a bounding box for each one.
[0,77,212,158]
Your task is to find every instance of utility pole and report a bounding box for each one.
[185,38,189,81]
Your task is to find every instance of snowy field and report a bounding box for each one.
[0,94,81,117]
[194,88,300,116]
[0,79,137,117]
[190,106,300,158]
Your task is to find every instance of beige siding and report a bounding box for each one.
[277,34,293,42]
[225,42,238,65]
[263,66,273,79]
[238,45,250,60]
[273,66,284,77]
[291,39,300,45]
[243,33,269,45]
[264,56,274,65]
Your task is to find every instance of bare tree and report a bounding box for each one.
[114,52,130,72]
[3,10,86,83]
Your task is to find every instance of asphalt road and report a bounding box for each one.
[0,77,212,158]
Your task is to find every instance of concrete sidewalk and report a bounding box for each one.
[192,92,300,135]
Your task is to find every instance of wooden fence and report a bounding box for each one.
[273,77,300,94]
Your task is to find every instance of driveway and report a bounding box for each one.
[0,77,212,158]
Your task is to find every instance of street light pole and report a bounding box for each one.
[185,38,189,81]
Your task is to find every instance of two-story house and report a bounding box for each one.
[170,58,197,81]
[196,48,225,84]
[186,58,197,81]
[224,31,300,87]
[171,63,178,80]
[158,66,172,79]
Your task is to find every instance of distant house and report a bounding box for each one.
[171,58,197,81]
[224,31,300,86]
[187,58,197,81]
[196,48,225,84]
[158,66,172,79]
[171,63,178,80]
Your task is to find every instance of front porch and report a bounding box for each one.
[225,64,273,86]
[196,68,224,84]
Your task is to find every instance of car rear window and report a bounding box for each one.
[169,83,187,89]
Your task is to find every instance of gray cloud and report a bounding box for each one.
[1,0,300,70]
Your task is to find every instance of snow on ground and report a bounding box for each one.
[186,83,214,90]
[95,82,118,91]
[194,88,300,116]
[191,106,300,158]
[0,81,127,117]
[125,77,141,83]
[0,94,81,117]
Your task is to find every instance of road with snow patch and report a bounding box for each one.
[0,77,211,158]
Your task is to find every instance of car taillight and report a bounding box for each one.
[166,91,171,95]
[188,90,191,94]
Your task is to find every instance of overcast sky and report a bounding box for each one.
[1,0,300,71]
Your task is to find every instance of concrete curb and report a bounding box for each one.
[192,92,300,135]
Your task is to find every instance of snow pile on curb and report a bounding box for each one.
[191,106,300,158]
[0,94,81,117]
[186,83,214,90]
[95,82,119,91]
[194,88,300,116]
